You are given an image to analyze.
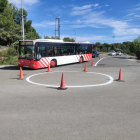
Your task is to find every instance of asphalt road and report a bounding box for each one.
[0,55,140,140]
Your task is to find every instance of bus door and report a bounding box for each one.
[34,42,47,60]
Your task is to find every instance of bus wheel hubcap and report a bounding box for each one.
[51,61,55,66]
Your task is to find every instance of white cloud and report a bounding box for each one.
[71,9,140,37]
[105,5,109,7]
[8,0,40,5]
[71,4,99,16]
[136,3,140,6]
[126,13,135,16]
[77,4,99,10]
[134,7,140,11]
[32,21,55,28]
[62,6,66,8]
[60,35,135,43]
[94,4,99,7]
[47,14,52,17]
[71,9,92,16]
[73,4,94,11]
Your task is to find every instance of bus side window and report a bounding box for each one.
[48,47,53,57]
[56,47,60,56]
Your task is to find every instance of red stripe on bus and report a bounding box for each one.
[43,58,48,65]
[86,54,89,60]
[42,58,48,67]
[76,55,79,61]
[45,58,50,65]
[40,59,47,67]
[84,54,87,61]
[38,61,44,68]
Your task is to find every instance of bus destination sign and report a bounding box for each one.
[20,41,33,46]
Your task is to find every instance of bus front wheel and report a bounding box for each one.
[50,59,57,68]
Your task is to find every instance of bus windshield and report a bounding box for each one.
[18,46,33,60]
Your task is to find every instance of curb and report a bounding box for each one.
[0,65,17,68]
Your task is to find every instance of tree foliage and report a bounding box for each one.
[44,36,59,39]
[63,37,75,42]
[0,0,40,46]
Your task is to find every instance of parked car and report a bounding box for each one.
[108,51,116,56]
[92,51,99,58]
[116,51,121,56]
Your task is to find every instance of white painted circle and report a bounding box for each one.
[26,71,113,88]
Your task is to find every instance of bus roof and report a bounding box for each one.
[35,39,64,42]
[19,39,92,44]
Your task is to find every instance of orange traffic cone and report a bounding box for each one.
[19,67,24,80]
[92,60,94,66]
[58,73,67,90]
[107,54,108,57]
[47,65,51,72]
[84,63,87,71]
[99,55,101,59]
[117,68,125,82]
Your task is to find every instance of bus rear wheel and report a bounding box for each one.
[50,59,57,68]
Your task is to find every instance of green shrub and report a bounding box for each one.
[0,56,18,65]
[136,50,140,59]
[131,53,135,56]
[2,47,17,57]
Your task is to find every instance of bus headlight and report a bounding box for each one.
[30,64,36,66]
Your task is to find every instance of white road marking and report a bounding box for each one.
[26,71,113,88]
[94,57,106,66]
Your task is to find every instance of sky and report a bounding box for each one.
[8,0,140,44]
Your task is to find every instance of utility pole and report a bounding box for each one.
[21,0,24,40]
[113,36,115,49]
[55,17,60,39]
[73,29,76,42]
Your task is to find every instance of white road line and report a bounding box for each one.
[26,71,113,88]
[125,55,136,61]
[94,57,107,66]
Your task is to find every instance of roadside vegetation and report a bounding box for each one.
[93,36,140,59]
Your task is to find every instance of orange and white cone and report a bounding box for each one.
[84,63,87,71]
[99,55,101,59]
[117,68,125,82]
[19,67,24,80]
[47,65,51,72]
[58,73,67,90]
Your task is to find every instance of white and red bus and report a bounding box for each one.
[18,39,93,69]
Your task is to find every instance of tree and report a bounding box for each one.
[0,1,40,45]
[94,42,101,51]
[9,3,18,20]
[102,43,110,52]
[0,0,8,13]
[63,37,75,42]
[14,8,27,24]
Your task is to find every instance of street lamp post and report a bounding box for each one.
[41,33,44,39]
[21,0,24,40]
[55,17,60,39]
[113,36,115,49]
[73,29,76,42]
